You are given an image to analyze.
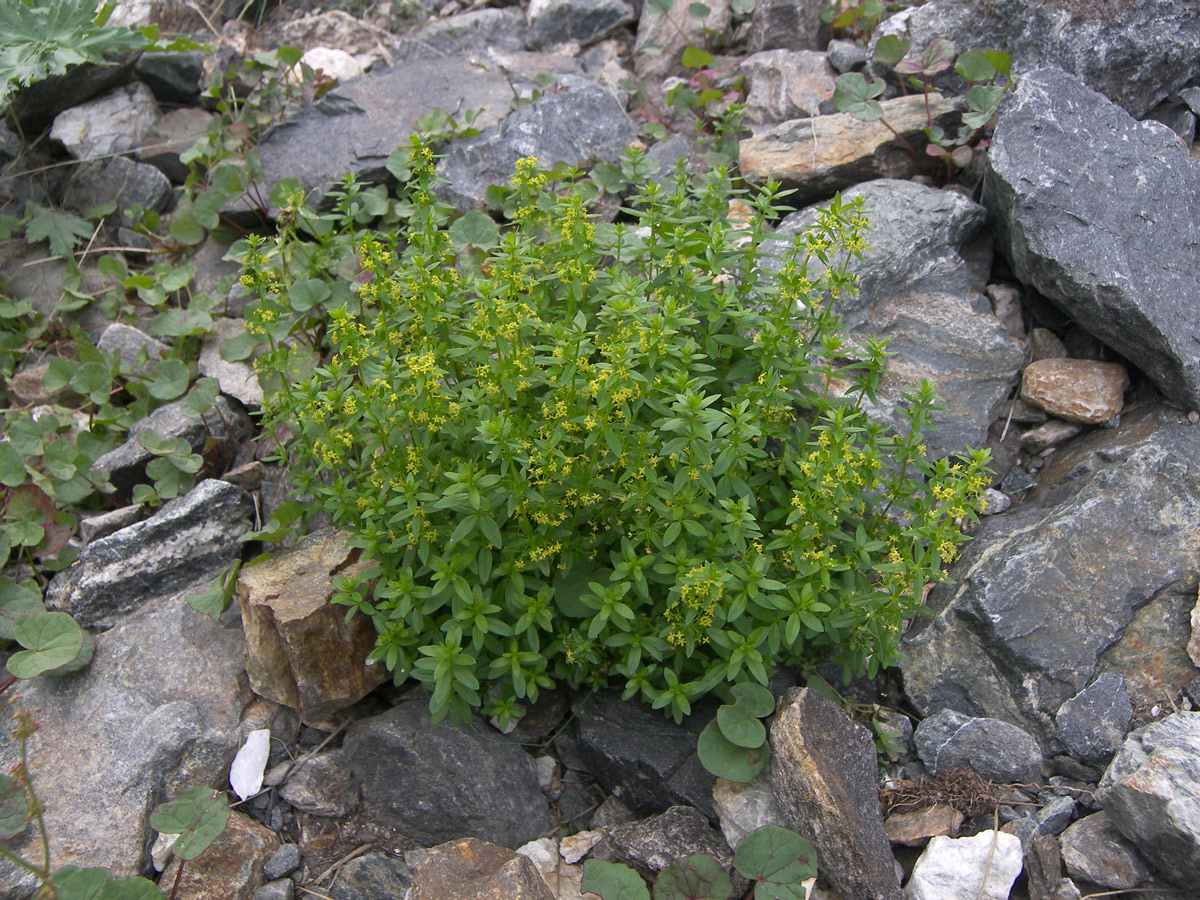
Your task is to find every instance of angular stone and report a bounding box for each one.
[746,0,827,53]
[984,67,1200,409]
[871,0,1200,117]
[516,838,589,900]
[1059,812,1150,890]
[238,528,387,728]
[135,50,206,103]
[394,9,528,63]
[9,60,135,136]
[1021,420,1085,454]
[1030,328,1069,361]
[295,47,365,86]
[6,358,81,406]
[571,690,716,819]
[1055,674,1133,768]
[903,831,1023,900]
[278,750,360,817]
[1026,833,1063,900]
[139,107,214,183]
[1098,712,1200,885]
[0,588,245,878]
[51,82,161,160]
[407,838,555,900]
[1021,359,1128,425]
[740,50,837,127]
[437,79,636,212]
[827,38,869,73]
[62,156,175,226]
[741,93,963,204]
[343,701,554,848]
[884,805,963,847]
[159,812,279,900]
[635,0,731,80]
[915,709,1043,784]
[712,773,787,850]
[901,406,1200,746]
[91,394,254,498]
[275,10,396,69]
[607,806,744,894]
[768,179,1024,457]
[97,322,169,373]
[247,57,517,219]
[770,687,902,900]
[526,0,634,50]
[199,317,263,407]
[78,504,144,545]
[252,881,294,900]
[46,479,254,627]
[331,852,413,900]
[263,843,302,880]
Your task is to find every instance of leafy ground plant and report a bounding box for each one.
[253,138,991,727]
[582,825,817,900]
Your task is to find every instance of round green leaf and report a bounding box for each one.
[96,877,167,900]
[146,359,190,401]
[289,278,332,313]
[148,787,230,860]
[43,356,79,393]
[680,46,714,69]
[654,853,732,900]
[449,209,500,250]
[732,826,817,894]
[7,611,85,678]
[730,682,775,718]
[51,866,112,900]
[873,34,910,67]
[717,703,767,749]
[0,773,28,840]
[0,441,25,487]
[581,860,651,900]
[697,718,768,782]
[48,628,95,676]
[69,361,112,403]
[168,206,205,246]
[954,47,995,83]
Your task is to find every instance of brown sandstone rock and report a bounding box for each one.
[1020,358,1128,424]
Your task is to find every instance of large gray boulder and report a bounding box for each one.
[871,0,1200,117]
[768,179,1025,457]
[984,67,1200,410]
[342,700,554,848]
[901,406,1200,747]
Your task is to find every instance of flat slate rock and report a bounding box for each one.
[984,66,1200,410]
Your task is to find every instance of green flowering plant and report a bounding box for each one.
[249,138,990,725]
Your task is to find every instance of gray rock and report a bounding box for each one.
[91,394,254,498]
[635,0,732,80]
[97,322,169,374]
[1059,811,1150,890]
[768,179,1024,457]
[608,807,747,895]
[343,700,553,848]
[870,0,1200,118]
[61,156,174,227]
[1146,96,1196,144]
[571,690,716,819]
[50,82,161,159]
[984,67,1200,409]
[746,0,826,53]
[9,60,134,136]
[252,881,294,900]
[771,688,901,900]
[199,318,262,407]
[903,830,1023,900]
[393,8,528,62]
[46,479,254,627]
[436,80,636,212]
[246,57,517,220]
[331,852,412,900]
[526,0,634,50]
[740,49,837,127]
[262,844,302,881]
[0,588,245,880]
[901,406,1200,746]
[1055,674,1133,768]
[914,709,1043,785]
[78,504,144,545]
[278,750,359,817]
[135,50,205,104]
[407,839,552,900]
[138,107,214,183]
[827,38,869,73]
[1098,712,1200,885]
[712,771,787,850]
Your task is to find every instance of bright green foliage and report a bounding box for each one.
[697,682,774,781]
[582,860,652,900]
[255,139,990,726]
[0,0,148,109]
[6,611,85,678]
[148,787,230,861]
[733,827,817,900]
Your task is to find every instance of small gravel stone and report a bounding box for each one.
[263,843,302,880]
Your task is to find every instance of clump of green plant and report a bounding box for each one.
[582,825,816,900]
[821,0,918,43]
[833,36,1011,181]
[0,694,229,900]
[252,138,991,726]
[697,682,775,782]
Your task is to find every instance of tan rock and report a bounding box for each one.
[159,811,279,900]
[1021,419,1085,454]
[238,527,387,728]
[1020,359,1129,424]
[740,49,837,126]
[884,804,963,847]
[408,838,555,900]
[740,93,962,201]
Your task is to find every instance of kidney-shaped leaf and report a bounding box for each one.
[96,877,166,900]
[717,703,766,749]
[730,682,775,718]
[7,611,85,678]
[732,826,817,899]
[581,860,652,900]
[654,853,733,900]
[148,788,229,861]
[697,718,768,782]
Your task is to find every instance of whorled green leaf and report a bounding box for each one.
[7,611,85,678]
[732,826,817,900]
[581,860,651,900]
[716,703,767,749]
[654,853,733,900]
[0,773,28,840]
[148,787,229,860]
[697,718,768,782]
[730,682,775,718]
